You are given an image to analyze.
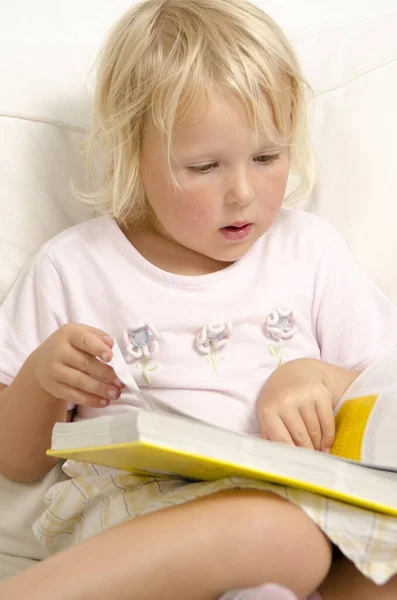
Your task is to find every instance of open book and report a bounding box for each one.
[48,346,397,517]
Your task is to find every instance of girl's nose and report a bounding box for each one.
[225,168,254,206]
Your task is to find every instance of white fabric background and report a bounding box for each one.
[0,0,396,580]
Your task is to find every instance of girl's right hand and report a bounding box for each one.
[31,324,122,408]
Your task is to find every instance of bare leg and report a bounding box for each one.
[319,557,397,599]
[0,490,331,600]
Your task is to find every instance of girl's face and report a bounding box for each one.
[139,90,290,274]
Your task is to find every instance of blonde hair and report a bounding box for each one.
[75,0,314,226]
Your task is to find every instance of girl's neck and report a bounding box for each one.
[120,224,232,277]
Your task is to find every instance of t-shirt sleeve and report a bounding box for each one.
[312,221,397,371]
[0,247,70,385]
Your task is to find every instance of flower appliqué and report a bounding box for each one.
[196,322,232,374]
[264,308,297,367]
[124,323,159,386]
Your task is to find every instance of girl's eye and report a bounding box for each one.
[188,162,218,173]
[188,154,280,173]
[254,153,280,165]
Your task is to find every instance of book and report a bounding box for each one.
[47,345,397,517]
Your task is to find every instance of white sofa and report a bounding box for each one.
[1,0,397,581]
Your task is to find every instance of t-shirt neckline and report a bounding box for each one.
[104,217,261,287]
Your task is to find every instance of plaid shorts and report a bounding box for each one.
[33,460,397,585]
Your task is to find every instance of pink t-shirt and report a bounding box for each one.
[1,209,396,434]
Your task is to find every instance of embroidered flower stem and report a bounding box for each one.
[137,357,158,386]
[268,340,286,367]
[205,341,223,374]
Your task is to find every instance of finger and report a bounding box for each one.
[50,382,111,408]
[67,328,113,362]
[62,323,113,342]
[54,365,121,403]
[280,410,315,450]
[87,329,114,348]
[260,414,295,446]
[80,325,114,341]
[299,405,322,451]
[316,399,336,452]
[64,349,121,387]
[98,335,114,348]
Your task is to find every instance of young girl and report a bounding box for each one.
[1,1,397,599]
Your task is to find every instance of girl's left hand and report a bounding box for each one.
[257,359,339,453]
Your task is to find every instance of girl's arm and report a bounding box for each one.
[0,359,71,483]
[316,360,360,405]
[0,325,120,483]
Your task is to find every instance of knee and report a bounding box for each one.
[210,490,332,597]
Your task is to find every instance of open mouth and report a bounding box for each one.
[220,222,253,240]
[224,224,247,230]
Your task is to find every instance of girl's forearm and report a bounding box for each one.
[317,360,360,406]
[0,352,69,482]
